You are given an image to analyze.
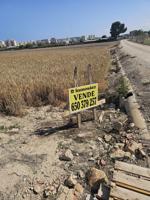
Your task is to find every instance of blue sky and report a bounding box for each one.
[0,0,150,41]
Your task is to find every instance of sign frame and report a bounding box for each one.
[69,83,98,114]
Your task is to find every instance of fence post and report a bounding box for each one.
[74,66,81,128]
[87,64,97,121]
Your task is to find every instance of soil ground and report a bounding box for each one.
[0,41,149,200]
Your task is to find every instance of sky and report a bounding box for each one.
[0,0,150,41]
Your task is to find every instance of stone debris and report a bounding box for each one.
[142,79,150,85]
[43,188,51,198]
[126,141,142,154]
[87,168,108,192]
[110,148,131,159]
[65,175,77,188]
[99,111,105,124]
[77,170,85,179]
[74,183,84,199]
[57,185,74,200]
[104,135,112,142]
[99,159,106,166]
[33,184,42,194]
[113,120,123,131]
[59,149,74,161]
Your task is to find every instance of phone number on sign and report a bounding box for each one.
[71,97,96,112]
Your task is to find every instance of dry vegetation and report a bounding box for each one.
[0,45,111,115]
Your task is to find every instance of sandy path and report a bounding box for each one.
[119,40,150,131]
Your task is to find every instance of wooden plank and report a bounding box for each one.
[110,185,150,200]
[113,171,150,195]
[115,161,150,180]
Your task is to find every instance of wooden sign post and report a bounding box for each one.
[73,66,81,128]
[87,64,97,121]
[69,65,99,128]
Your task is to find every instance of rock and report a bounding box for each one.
[87,168,108,192]
[99,159,106,166]
[88,157,95,162]
[33,184,42,194]
[124,151,131,159]
[110,149,126,159]
[113,121,123,131]
[136,148,146,158]
[77,170,84,179]
[86,194,92,200]
[142,79,150,85]
[43,188,51,197]
[74,183,84,194]
[97,137,104,144]
[137,92,143,97]
[9,128,19,133]
[104,135,112,142]
[57,185,74,200]
[126,134,134,140]
[99,111,105,124]
[74,183,84,198]
[103,123,113,133]
[59,149,74,161]
[89,152,93,157]
[114,143,124,149]
[129,123,135,128]
[65,175,77,188]
[127,141,142,154]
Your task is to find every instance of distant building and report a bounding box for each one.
[57,38,70,45]
[5,40,17,47]
[36,39,51,45]
[87,35,96,40]
[69,37,81,44]
[0,40,6,47]
[50,38,57,44]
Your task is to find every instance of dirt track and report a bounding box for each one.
[119,40,150,131]
[121,40,150,64]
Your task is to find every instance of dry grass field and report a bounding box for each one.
[0,44,112,115]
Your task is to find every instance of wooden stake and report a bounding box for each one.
[87,64,97,121]
[77,113,81,128]
[74,66,81,128]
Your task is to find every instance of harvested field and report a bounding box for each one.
[0,44,112,115]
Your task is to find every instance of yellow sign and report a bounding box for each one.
[69,83,98,113]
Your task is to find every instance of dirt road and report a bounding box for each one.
[119,40,150,131]
[121,40,150,64]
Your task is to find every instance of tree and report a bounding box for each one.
[102,35,107,38]
[110,21,127,39]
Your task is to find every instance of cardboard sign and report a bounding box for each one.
[69,83,98,113]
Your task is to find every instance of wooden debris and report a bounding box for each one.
[110,161,150,200]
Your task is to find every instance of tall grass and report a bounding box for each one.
[0,45,111,115]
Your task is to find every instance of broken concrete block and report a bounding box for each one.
[104,135,112,142]
[33,184,42,194]
[59,149,74,161]
[110,149,126,159]
[57,185,74,200]
[127,141,142,154]
[65,175,77,188]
